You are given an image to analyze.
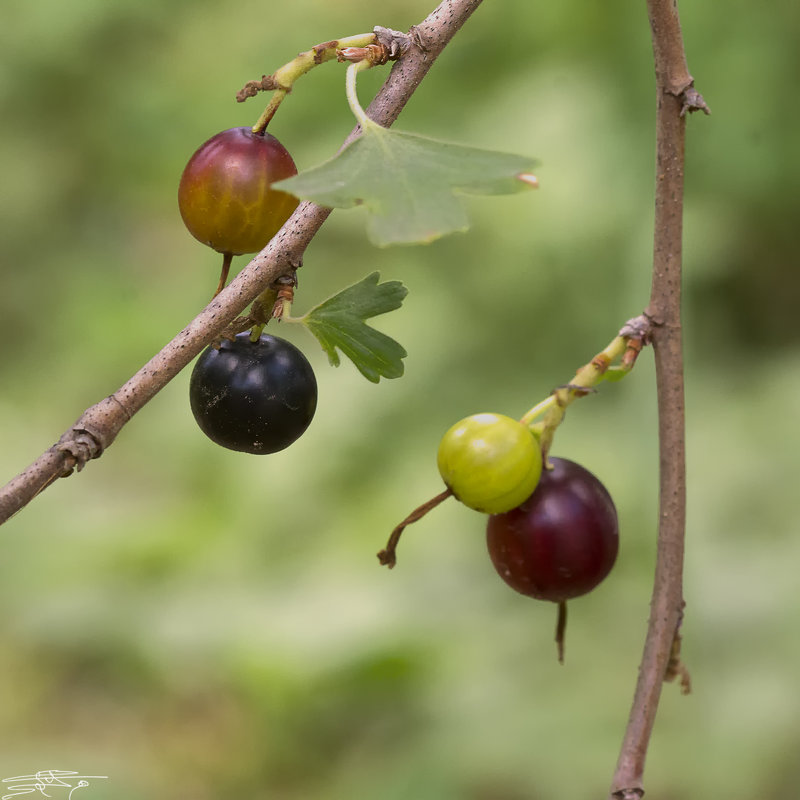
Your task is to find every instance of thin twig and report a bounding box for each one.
[0,0,486,526]
[609,0,704,796]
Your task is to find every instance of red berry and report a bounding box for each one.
[486,457,618,602]
[178,127,299,256]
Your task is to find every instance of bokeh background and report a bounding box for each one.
[1,1,798,798]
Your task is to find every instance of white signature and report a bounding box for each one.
[1,771,107,800]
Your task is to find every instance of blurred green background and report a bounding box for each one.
[1,0,799,798]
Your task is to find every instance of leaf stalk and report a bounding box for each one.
[345,59,379,131]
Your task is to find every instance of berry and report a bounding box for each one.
[486,457,618,602]
[189,333,317,454]
[437,413,542,514]
[178,127,299,256]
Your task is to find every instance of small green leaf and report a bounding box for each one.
[274,124,537,247]
[298,272,408,382]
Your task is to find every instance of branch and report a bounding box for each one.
[0,0,486,526]
[609,1,707,797]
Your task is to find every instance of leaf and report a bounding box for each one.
[274,124,537,246]
[298,272,408,382]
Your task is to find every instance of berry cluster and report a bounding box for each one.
[437,413,619,660]
[177,122,620,659]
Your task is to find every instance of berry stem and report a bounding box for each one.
[252,92,288,135]
[242,33,378,133]
[519,334,627,427]
[519,330,648,461]
[519,396,554,428]
[213,252,235,298]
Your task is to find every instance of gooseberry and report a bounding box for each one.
[189,333,317,454]
[437,413,542,514]
[178,127,299,256]
[486,457,618,601]
[486,457,618,661]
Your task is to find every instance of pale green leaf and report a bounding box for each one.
[274,125,537,246]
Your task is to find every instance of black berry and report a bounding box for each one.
[190,333,317,454]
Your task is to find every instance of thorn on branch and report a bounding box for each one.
[374,25,416,58]
[665,654,692,695]
[611,790,645,800]
[665,603,692,694]
[619,314,653,343]
[407,25,428,56]
[55,427,106,475]
[680,85,710,117]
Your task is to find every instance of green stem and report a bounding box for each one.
[251,32,376,133]
[345,60,379,130]
[520,334,632,461]
[252,91,289,134]
[519,395,557,428]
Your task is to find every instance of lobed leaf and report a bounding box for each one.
[274,124,537,246]
[298,272,408,382]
